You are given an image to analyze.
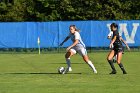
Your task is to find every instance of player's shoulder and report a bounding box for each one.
[74,31,80,35]
[113,30,119,35]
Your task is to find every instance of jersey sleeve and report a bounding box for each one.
[113,31,119,37]
[74,32,80,40]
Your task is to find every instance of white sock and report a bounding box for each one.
[87,60,97,73]
[66,58,71,68]
[113,55,117,60]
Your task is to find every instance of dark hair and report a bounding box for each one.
[70,25,80,32]
[110,23,118,29]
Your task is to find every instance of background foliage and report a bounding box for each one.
[0,0,140,22]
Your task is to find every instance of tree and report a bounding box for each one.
[0,0,27,21]
[0,0,139,21]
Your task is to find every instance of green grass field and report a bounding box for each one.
[0,52,140,93]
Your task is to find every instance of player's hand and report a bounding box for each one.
[127,47,131,51]
[66,46,71,52]
[109,43,113,49]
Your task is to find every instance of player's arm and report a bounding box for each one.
[66,32,80,51]
[66,39,79,51]
[120,37,130,51]
[59,36,70,46]
[110,36,116,48]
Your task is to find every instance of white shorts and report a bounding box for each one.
[70,46,87,56]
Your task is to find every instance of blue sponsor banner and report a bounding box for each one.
[0,20,139,48]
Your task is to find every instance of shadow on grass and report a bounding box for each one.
[49,62,84,64]
[0,72,82,75]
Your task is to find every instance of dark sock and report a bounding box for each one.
[118,63,127,73]
[108,60,116,71]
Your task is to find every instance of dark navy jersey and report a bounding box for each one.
[112,30,122,48]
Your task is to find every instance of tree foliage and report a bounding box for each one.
[0,0,140,21]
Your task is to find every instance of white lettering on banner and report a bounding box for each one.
[119,23,139,43]
[107,23,139,44]
[107,24,111,32]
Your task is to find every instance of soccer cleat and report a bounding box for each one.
[94,70,97,74]
[123,71,127,74]
[68,67,72,72]
[62,67,72,74]
[62,69,68,74]
[109,71,117,74]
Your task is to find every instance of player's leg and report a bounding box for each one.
[117,52,127,74]
[65,49,76,72]
[78,48,97,73]
[83,55,97,73]
[107,50,117,74]
[113,55,117,63]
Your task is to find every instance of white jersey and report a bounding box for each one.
[68,31,87,56]
[108,31,113,37]
[68,31,85,48]
[108,31,114,48]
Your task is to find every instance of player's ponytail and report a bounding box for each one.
[70,25,80,32]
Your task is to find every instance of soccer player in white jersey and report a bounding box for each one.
[60,25,97,74]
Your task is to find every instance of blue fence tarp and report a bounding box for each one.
[0,20,140,48]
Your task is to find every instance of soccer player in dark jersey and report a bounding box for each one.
[107,31,130,63]
[107,23,127,74]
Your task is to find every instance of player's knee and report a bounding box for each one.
[65,52,71,58]
[107,56,111,61]
[65,54,69,58]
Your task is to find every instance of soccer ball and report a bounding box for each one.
[58,67,65,74]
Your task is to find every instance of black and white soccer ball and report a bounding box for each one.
[58,67,65,74]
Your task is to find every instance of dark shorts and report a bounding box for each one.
[113,46,124,54]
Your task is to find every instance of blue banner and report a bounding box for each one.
[0,20,140,48]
